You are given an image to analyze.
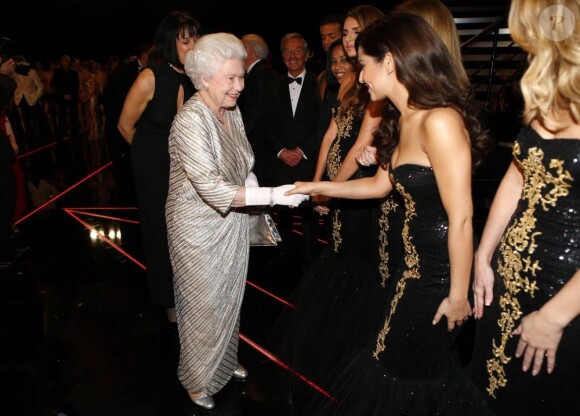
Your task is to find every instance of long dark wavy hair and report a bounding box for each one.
[356,12,491,169]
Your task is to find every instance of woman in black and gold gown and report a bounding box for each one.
[267,37,400,411]
[469,1,580,414]
[288,12,493,415]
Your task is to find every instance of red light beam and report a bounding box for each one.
[63,208,146,270]
[15,161,113,225]
[239,333,337,402]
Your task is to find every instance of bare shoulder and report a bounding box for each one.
[131,68,155,98]
[422,107,468,146]
[424,107,464,131]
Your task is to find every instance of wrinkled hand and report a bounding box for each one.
[245,171,259,187]
[432,297,472,332]
[513,310,563,375]
[273,185,309,207]
[473,256,495,319]
[279,148,303,167]
[356,145,378,166]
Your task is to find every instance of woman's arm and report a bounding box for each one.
[289,164,393,200]
[118,68,155,145]
[426,108,474,331]
[514,268,580,375]
[331,99,383,182]
[473,161,523,318]
[313,118,338,182]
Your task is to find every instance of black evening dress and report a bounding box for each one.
[468,126,580,416]
[268,101,402,411]
[131,62,194,308]
[304,164,493,415]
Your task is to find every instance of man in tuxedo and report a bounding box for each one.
[263,33,320,266]
[238,34,277,184]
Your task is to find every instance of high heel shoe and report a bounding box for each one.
[232,364,248,380]
[188,391,215,410]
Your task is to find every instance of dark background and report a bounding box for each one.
[2,0,398,67]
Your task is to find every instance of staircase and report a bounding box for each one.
[448,1,527,111]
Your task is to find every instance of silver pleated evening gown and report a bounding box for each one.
[166,93,254,395]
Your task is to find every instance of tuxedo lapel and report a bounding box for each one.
[294,72,314,120]
[277,79,294,119]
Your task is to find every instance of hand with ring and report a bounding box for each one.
[513,310,564,375]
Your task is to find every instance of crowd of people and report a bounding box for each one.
[1,0,578,414]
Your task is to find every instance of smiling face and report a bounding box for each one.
[282,37,308,76]
[358,48,389,101]
[206,58,245,110]
[176,33,199,65]
[330,43,354,84]
[342,16,362,58]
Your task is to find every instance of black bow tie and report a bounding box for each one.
[288,76,302,85]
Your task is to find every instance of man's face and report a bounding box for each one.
[282,38,308,74]
[320,22,341,52]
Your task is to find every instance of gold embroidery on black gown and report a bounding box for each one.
[305,163,493,415]
[267,99,396,408]
[468,125,580,415]
[374,182,418,357]
[378,196,399,286]
[485,133,574,398]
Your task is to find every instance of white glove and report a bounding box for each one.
[245,171,259,187]
[273,184,309,207]
[245,185,309,207]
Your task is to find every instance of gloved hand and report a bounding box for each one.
[246,185,309,207]
[245,171,259,187]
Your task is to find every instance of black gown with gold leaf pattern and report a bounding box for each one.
[268,101,402,411]
[468,125,580,416]
[304,164,492,415]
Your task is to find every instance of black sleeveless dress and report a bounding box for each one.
[131,62,194,307]
[468,126,580,416]
[267,101,401,411]
[303,164,492,415]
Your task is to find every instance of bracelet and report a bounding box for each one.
[269,187,275,207]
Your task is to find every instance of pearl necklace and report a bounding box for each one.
[168,63,185,74]
[199,92,225,125]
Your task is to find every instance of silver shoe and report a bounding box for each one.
[189,392,215,410]
[232,364,248,380]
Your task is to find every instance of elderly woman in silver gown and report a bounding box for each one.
[166,32,308,410]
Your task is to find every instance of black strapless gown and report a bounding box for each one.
[267,103,403,412]
[303,164,492,415]
[468,126,580,416]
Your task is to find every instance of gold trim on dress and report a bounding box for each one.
[486,142,573,398]
[374,183,420,358]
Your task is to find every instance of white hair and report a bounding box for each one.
[185,32,247,90]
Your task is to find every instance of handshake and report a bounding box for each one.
[245,173,308,208]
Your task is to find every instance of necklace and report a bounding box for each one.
[199,92,225,125]
[168,63,185,74]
